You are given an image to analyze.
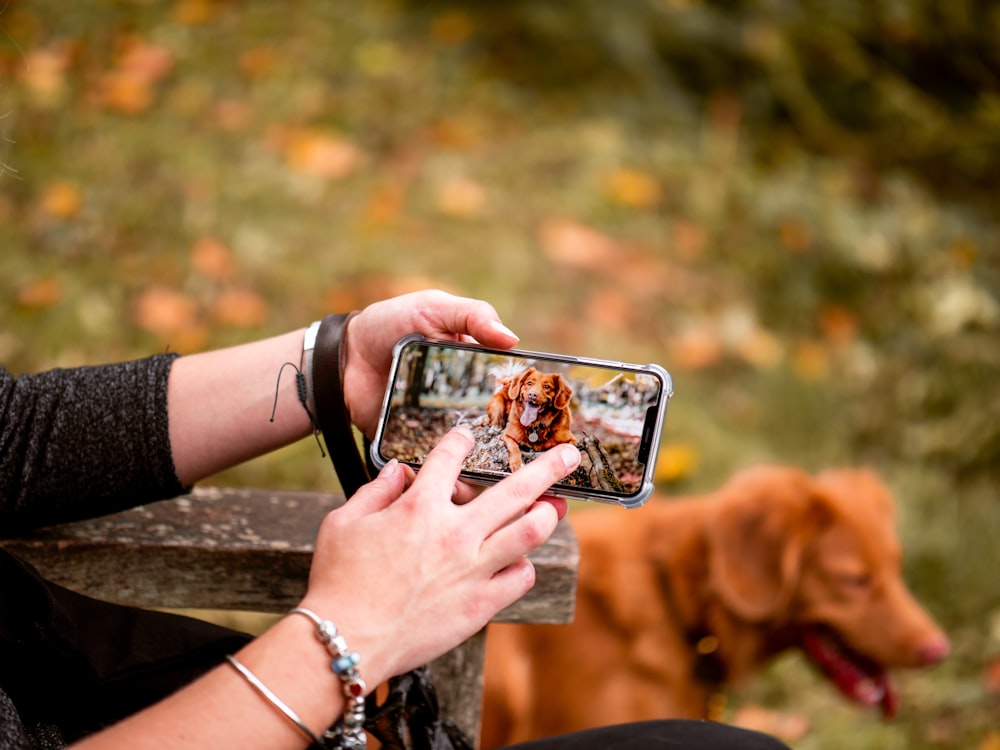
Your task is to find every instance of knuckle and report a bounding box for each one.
[520,506,557,547]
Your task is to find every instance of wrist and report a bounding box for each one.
[231,615,347,744]
[287,606,367,746]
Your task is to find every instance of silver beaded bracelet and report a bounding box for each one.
[289,607,368,750]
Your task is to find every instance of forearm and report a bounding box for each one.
[167,329,314,486]
[71,615,349,750]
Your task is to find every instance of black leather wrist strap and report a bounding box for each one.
[311,312,372,497]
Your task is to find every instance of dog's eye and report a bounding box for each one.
[840,572,872,589]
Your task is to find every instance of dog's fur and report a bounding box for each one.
[486,367,577,471]
[481,466,949,748]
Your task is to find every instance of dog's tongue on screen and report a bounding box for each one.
[520,404,539,427]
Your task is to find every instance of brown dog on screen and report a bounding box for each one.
[486,367,578,471]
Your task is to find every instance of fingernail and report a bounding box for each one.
[490,319,519,341]
[453,425,475,442]
[559,445,581,471]
[380,458,399,478]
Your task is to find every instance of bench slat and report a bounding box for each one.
[2,487,579,622]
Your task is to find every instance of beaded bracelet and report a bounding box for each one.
[289,607,368,750]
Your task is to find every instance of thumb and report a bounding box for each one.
[339,459,408,518]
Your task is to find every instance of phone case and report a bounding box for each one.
[370,335,673,508]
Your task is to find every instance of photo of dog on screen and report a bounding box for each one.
[378,345,662,495]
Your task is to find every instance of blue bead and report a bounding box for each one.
[333,651,360,674]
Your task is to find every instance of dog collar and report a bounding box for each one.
[524,417,551,447]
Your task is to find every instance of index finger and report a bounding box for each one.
[469,444,581,530]
[406,426,477,501]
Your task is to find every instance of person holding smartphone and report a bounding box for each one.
[0,289,788,750]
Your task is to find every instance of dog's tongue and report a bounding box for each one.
[520,403,539,427]
[801,627,898,718]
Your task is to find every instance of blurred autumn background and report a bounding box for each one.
[2,0,999,747]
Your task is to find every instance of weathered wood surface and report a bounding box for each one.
[1,486,580,747]
[2,486,579,622]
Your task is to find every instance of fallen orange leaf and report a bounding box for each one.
[20,46,72,106]
[436,177,487,218]
[603,168,663,208]
[213,99,252,132]
[362,182,407,228]
[427,117,481,150]
[666,327,724,370]
[538,218,620,270]
[583,288,633,333]
[191,236,236,281]
[239,47,279,79]
[950,236,978,269]
[118,40,174,82]
[984,654,1000,694]
[98,71,155,114]
[284,129,365,179]
[210,289,269,328]
[792,340,831,380]
[779,217,812,253]
[17,277,63,309]
[172,0,220,25]
[735,328,784,369]
[98,39,175,114]
[672,220,708,261]
[39,180,82,219]
[133,287,199,337]
[978,732,1000,750]
[819,304,857,345]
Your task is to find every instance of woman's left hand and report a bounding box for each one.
[340,290,520,438]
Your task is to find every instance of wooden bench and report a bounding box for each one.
[2,486,580,747]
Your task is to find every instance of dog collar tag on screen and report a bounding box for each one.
[528,431,539,443]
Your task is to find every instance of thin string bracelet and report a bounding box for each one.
[269,360,326,457]
[288,607,367,749]
[225,655,323,746]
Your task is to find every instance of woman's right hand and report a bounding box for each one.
[298,426,580,690]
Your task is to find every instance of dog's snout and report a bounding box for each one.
[916,634,950,666]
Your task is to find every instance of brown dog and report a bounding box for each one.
[486,367,577,471]
[481,466,949,747]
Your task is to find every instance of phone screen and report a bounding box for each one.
[372,338,672,506]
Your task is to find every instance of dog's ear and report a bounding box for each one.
[706,466,832,622]
[552,375,573,409]
[507,368,534,400]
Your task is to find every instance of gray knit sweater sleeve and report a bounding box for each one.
[0,354,188,533]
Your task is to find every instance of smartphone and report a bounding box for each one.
[370,336,673,508]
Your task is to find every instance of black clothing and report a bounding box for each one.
[0,355,236,749]
[0,355,185,533]
[505,720,789,749]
